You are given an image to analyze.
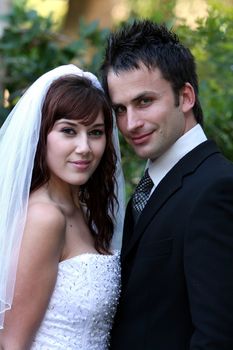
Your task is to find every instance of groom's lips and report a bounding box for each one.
[131,131,153,145]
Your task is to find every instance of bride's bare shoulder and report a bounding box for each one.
[26,196,66,235]
[18,194,66,267]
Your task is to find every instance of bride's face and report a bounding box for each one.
[46,111,106,187]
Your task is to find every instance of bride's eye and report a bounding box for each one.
[61,128,76,135]
[88,129,105,137]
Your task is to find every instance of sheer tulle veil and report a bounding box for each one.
[0,64,125,329]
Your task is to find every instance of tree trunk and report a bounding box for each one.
[63,0,115,36]
[0,0,12,36]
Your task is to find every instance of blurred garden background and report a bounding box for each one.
[0,0,232,198]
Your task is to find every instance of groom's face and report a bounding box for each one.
[107,64,190,161]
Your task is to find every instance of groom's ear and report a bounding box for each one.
[180,82,195,113]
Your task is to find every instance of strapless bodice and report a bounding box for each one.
[31,251,121,349]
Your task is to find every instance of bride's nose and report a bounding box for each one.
[74,134,91,155]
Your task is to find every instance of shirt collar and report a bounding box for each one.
[148,124,207,189]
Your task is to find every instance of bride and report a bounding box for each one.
[0,65,124,349]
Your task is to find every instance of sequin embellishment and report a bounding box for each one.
[31,251,121,350]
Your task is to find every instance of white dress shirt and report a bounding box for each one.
[148,124,207,193]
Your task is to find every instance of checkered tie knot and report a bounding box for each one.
[132,169,154,215]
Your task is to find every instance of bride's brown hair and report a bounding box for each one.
[31,75,117,253]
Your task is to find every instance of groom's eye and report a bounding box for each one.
[114,105,126,116]
[139,97,152,106]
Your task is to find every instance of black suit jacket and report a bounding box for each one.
[110,140,233,350]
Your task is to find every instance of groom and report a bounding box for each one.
[101,20,233,349]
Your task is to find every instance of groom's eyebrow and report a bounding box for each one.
[112,103,123,109]
[112,91,155,108]
[132,91,157,102]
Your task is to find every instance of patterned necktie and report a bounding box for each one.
[132,169,154,220]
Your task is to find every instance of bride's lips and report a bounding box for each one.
[69,160,91,170]
[131,131,153,145]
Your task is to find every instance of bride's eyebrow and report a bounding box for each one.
[55,120,78,126]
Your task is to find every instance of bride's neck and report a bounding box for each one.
[44,178,80,212]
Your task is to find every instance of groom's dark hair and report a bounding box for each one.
[101,19,203,124]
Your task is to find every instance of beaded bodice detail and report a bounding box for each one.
[31,251,121,349]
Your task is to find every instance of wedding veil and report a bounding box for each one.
[0,64,124,329]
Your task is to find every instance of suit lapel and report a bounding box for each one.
[121,140,220,261]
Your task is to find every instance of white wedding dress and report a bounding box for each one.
[30,251,121,349]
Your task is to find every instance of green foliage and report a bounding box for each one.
[0,1,109,115]
[78,18,110,75]
[119,134,146,199]
[127,0,176,27]
[176,7,233,161]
